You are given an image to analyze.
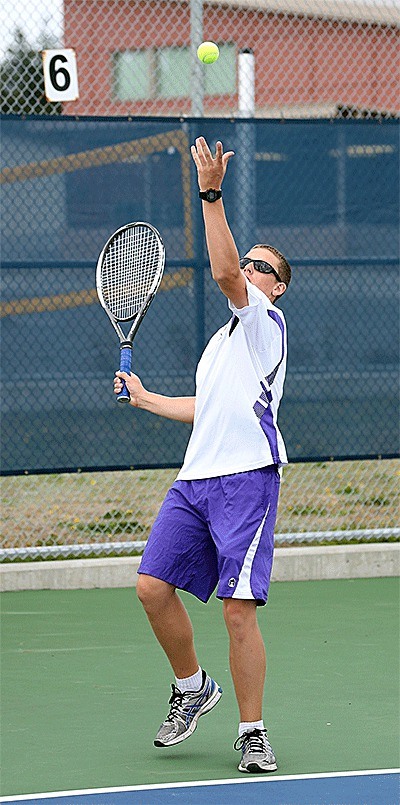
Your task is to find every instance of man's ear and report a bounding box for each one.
[272,281,287,300]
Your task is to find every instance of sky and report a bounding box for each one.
[0,1,63,58]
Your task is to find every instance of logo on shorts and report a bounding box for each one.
[228,578,237,588]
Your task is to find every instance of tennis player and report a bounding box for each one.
[114,136,291,773]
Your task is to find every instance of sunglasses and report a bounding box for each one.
[239,257,282,283]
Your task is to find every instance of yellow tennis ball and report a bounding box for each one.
[197,41,219,64]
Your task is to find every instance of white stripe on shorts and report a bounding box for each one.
[232,503,270,599]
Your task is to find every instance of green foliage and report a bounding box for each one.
[336,484,360,495]
[363,495,393,507]
[287,505,328,517]
[1,28,61,115]
[63,510,148,537]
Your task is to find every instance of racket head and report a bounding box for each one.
[96,221,165,323]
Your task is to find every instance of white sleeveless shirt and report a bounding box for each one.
[177,280,288,480]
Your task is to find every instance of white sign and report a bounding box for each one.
[42,49,79,102]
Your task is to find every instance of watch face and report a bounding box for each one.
[199,189,221,202]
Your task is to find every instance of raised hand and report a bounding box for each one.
[191,137,234,192]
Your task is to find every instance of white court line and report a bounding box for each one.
[1,612,65,616]
[3,646,134,654]
[1,768,398,802]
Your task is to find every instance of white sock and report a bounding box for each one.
[175,666,203,692]
[238,720,265,737]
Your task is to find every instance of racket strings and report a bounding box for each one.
[101,226,162,320]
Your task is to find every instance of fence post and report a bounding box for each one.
[190,0,204,117]
[235,48,256,254]
[189,122,206,361]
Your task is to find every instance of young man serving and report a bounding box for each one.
[114,136,291,773]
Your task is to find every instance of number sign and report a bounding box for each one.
[42,49,79,102]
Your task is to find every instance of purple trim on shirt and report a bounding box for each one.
[259,405,280,464]
[251,311,285,461]
[260,381,273,403]
[266,310,285,386]
[253,400,266,419]
[268,308,285,335]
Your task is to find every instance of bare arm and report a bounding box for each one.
[191,137,248,309]
[114,371,195,424]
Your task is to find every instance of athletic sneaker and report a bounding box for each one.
[154,669,222,747]
[234,728,277,773]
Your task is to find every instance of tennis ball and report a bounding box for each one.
[197,41,220,64]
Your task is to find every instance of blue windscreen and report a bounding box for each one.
[1,116,399,472]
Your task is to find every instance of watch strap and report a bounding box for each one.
[199,188,222,202]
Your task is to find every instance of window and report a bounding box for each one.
[204,44,235,96]
[113,51,152,100]
[159,48,190,98]
[113,45,236,101]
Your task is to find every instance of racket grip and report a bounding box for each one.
[117,343,132,403]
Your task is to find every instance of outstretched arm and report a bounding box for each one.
[114,371,195,424]
[191,136,248,309]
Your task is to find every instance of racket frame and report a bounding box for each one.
[96,221,165,403]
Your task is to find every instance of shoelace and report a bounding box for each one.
[165,685,186,722]
[234,728,269,753]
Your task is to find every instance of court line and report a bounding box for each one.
[1,769,398,802]
[3,645,135,654]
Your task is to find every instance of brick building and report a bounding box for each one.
[64,0,399,117]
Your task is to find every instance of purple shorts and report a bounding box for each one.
[138,465,280,606]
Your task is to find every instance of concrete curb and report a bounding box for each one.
[1,543,398,592]
[272,543,399,582]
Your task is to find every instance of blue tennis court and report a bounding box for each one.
[1,771,398,805]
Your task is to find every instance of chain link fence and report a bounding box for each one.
[1,1,399,119]
[1,1,399,561]
[1,462,400,561]
[1,114,399,559]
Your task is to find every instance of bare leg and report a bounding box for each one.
[136,574,199,678]
[223,598,266,722]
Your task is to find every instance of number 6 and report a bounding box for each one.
[49,55,71,92]
[42,49,79,102]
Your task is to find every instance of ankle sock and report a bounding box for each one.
[238,719,265,737]
[175,666,203,692]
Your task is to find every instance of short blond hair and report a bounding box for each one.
[253,244,291,289]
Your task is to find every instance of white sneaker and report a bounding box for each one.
[234,728,277,773]
[154,669,222,747]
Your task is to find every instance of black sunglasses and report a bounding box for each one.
[239,257,282,283]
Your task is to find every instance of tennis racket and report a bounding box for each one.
[96,221,165,403]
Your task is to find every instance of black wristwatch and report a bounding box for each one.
[199,188,222,203]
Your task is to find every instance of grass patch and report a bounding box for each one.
[1,460,399,554]
[336,484,360,495]
[363,495,393,507]
[287,505,328,517]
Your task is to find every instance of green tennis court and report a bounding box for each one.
[1,577,399,798]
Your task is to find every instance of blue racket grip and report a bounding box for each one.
[117,343,132,403]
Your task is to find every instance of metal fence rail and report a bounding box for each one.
[2,530,400,563]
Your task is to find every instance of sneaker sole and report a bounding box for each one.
[154,685,222,747]
[238,760,278,773]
